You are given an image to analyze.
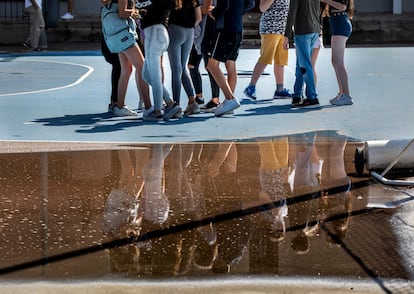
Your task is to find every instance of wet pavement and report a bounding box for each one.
[1,46,414,293]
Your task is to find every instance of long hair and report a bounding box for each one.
[173,0,199,10]
[348,0,355,19]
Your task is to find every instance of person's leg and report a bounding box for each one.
[28,6,45,49]
[248,34,274,87]
[123,44,151,109]
[207,57,233,100]
[188,46,203,97]
[116,52,133,108]
[143,25,169,113]
[68,0,75,14]
[225,60,237,93]
[311,36,322,86]
[331,35,349,96]
[273,34,290,95]
[167,24,185,104]
[101,38,121,105]
[294,33,318,100]
[180,28,197,104]
[201,18,220,105]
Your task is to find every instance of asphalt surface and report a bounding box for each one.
[1,44,413,144]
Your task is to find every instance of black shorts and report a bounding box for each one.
[209,31,243,63]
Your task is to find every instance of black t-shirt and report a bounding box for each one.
[137,0,174,29]
[169,0,200,28]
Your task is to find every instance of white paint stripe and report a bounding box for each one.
[0,59,94,97]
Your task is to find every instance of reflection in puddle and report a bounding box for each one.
[1,134,414,291]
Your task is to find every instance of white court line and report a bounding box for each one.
[0,59,94,97]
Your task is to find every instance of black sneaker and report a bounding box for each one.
[291,97,302,107]
[200,100,219,112]
[195,97,205,105]
[294,98,320,108]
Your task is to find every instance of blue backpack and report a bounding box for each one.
[101,3,137,53]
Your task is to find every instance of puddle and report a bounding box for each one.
[1,133,414,292]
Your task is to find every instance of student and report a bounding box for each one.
[197,0,222,113]
[138,0,182,121]
[284,0,321,108]
[244,0,291,100]
[321,0,354,106]
[101,0,152,117]
[167,0,202,116]
[61,0,75,20]
[205,0,255,116]
[23,0,45,51]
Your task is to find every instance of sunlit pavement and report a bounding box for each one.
[1,47,414,293]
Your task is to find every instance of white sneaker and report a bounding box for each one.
[60,12,74,20]
[143,107,163,121]
[214,98,240,116]
[113,105,137,117]
[330,93,353,106]
[184,102,201,116]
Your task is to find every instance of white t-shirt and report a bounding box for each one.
[25,0,42,9]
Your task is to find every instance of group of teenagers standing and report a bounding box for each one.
[101,0,354,121]
[244,0,355,107]
[101,0,256,121]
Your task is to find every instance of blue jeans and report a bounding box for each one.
[167,24,195,104]
[293,33,319,99]
[142,24,172,111]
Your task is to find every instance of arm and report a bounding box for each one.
[118,0,139,19]
[283,0,297,49]
[259,0,274,13]
[194,6,202,26]
[320,0,347,11]
[30,0,39,9]
[201,0,213,15]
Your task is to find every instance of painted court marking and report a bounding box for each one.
[0,58,94,97]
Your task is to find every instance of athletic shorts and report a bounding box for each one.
[329,14,352,37]
[258,34,288,65]
[209,31,242,62]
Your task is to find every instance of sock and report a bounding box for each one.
[276,84,284,92]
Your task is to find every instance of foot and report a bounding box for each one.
[214,98,240,116]
[292,98,320,108]
[274,88,292,99]
[60,12,74,20]
[113,105,138,117]
[184,102,201,116]
[330,93,353,106]
[243,85,256,100]
[200,99,220,112]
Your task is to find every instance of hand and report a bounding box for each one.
[283,36,290,50]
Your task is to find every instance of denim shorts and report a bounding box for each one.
[329,15,352,37]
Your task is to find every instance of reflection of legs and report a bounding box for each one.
[143,145,171,225]
[258,138,289,241]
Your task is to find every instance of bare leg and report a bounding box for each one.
[122,44,151,109]
[117,52,133,108]
[206,58,234,99]
[249,62,267,86]
[331,35,350,96]
[225,60,237,93]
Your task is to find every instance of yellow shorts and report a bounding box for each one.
[258,34,288,66]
